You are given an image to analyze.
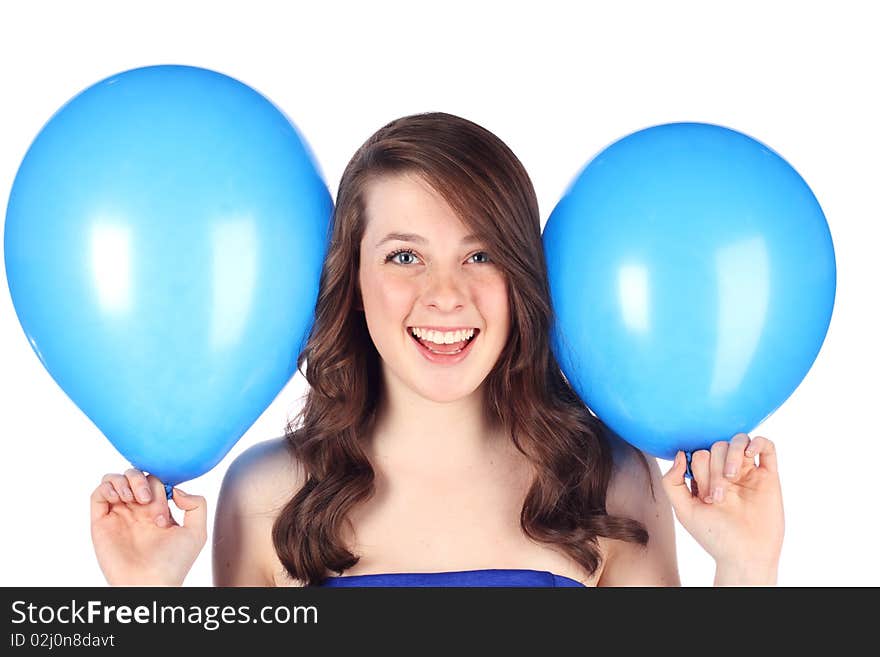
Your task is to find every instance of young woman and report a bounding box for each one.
[90,112,784,587]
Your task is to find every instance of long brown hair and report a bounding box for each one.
[272,112,649,585]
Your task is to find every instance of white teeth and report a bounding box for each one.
[410,327,475,344]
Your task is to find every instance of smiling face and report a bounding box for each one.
[358,172,510,404]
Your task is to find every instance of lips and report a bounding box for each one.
[408,328,480,364]
[411,328,476,353]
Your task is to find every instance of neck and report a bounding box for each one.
[366,371,507,471]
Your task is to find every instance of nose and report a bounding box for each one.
[422,267,467,312]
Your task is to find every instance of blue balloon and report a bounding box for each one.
[5,65,332,487]
[543,122,835,460]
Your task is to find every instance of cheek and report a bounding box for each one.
[362,271,417,314]
[475,277,510,334]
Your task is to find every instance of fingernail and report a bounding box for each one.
[745,449,754,457]
[137,487,152,503]
[703,495,714,504]
[724,468,737,478]
[713,487,724,503]
[155,515,167,527]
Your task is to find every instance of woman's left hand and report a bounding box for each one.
[661,434,784,582]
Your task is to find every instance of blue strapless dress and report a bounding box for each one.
[320,568,586,587]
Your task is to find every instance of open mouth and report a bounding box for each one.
[408,327,480,356]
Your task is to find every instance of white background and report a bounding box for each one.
[1,0,877,587]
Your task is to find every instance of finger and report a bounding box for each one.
[172,488,208,541]
[709,440,729,504]
[102,473,135,503]
[746,436,778,474]
[98,482,120,504]
[89,484,111,522]
[146,475,177,528]
[124,468,152,504]
[661,451,697,516]
[690,450,711,503]
[724,433,751,480]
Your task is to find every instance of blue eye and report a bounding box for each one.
[385,248,420,265]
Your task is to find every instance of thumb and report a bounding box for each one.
[661,451,697,518]
[171,488,208,539]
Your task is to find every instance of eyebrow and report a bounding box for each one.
[375,232,483,248]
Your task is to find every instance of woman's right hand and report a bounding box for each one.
[90,469,207,586]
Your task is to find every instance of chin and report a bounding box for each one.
[412,379,483,404]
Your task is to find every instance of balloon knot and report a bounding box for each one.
[684,451,694,480]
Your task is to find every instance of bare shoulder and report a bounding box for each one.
[221,436,306,511]
[213,436,307,586]
[604,431,661,521]
[599,430,680,586]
